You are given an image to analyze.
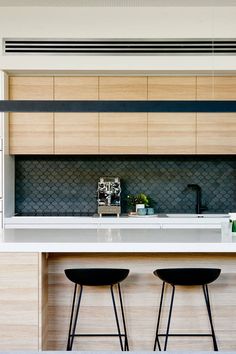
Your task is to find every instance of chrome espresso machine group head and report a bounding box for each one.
[97,177,121,217]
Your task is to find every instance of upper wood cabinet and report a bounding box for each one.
[197,76,236,100]
[10,113,54,154]
[9,76,54,155]
[148,76,196,100]
[148,113,196,154]
[54,77,99,154]
[100,113,148,154]
[197,113,236,154]
[55,113,99,154]
[54,76,98,100]
[99,76,147,100]
[9,76,53,100]
[8,75,236,155]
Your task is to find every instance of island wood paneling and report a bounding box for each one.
[197,113,236,154]
[39,253,48,350]
[54,76,99,100]
[197,76,236,100]
[99,113,148,154]
[148,113,196,154]
[9,113,54,154]
[99,76,148,100]
[0,253,40,350]
[47,253,236,351]
[55,113,99,154]
[148,76,196,100]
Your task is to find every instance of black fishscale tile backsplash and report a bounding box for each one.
[15,155,236,215]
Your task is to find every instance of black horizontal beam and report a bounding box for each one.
[6,50,236,53]
[1,100,236,113]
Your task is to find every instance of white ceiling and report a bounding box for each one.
[0,0,236,6]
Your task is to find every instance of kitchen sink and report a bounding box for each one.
[163,214,229,218]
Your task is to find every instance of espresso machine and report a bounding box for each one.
[97,177,121,217]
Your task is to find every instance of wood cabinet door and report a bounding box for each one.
[197,113,236,154]
[0,253,39,350]
[54,76,98,100]
[9,76,54,154]
[9,76,53,100]
[148,113,196,154]
[54,77,99,154]
[10,113,54,154]
[55,113,99,154]
[99,76,147,100]
[148,76,196,100]
[197,76,236,100]
[100,113,148,154]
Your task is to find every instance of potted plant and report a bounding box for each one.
[127,193,149,212]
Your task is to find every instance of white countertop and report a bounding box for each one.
[4,214,229,229]
[0,228,234,253]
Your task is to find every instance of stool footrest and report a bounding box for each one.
[70,333,126,337]
[158,333,214,337]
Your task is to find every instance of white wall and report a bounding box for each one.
[0,6,236,71]
[0,71,14,223]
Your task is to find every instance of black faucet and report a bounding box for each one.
[187,184,208,214]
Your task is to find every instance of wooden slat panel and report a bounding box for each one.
[148,113,196,154]
[55,113,99,154]
[47,253,236,351]
[54,76,98,100]
[197,113,236,154]
[39,253,48,350]
[9,113,54,154]
[9,76,53,100]
[148,76,196,100]
[99,76,147,100]
[0,253,39,350]
[197,76,236,100]
[100,113,147,154]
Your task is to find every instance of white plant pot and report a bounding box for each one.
[136,204,145,212]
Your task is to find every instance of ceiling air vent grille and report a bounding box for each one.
[3,38,236,55]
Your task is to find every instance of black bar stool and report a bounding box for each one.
[153,267,221,351]
[65,268,129,351]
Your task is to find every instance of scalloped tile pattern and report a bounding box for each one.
[15,155,236,215]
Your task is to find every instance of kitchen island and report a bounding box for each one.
[0,227,235,351]
[0,227,233,252]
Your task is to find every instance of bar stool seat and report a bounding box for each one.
[65,268,129,286]
[154,268,221,286]
[65,267,129,351]
[153,267,221,351]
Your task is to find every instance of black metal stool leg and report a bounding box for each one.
[164,285,175,351]
[68,284,83,351]
[202,285,218,351]
[117,283,129,351]
[111,285,124,351]
[67,283,77,350]
[154,281,166,351]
